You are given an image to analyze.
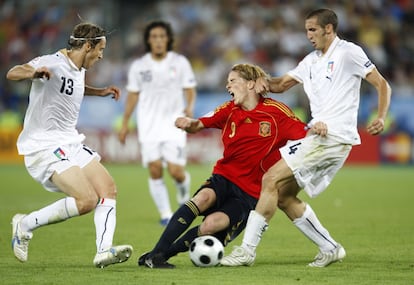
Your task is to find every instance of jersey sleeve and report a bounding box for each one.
[347,43,376,78]
[280,115,307,141]
[126,61,141,93]
[27,53,56,69]
[287,55,310,84]
[180,56,197,88]
[199,101,232,129]
[269,100,307,141]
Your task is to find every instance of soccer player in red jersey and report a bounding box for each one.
[138,63,307,268]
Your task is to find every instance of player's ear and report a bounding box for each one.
[326,23,334,34]
[84,41,92,52]
[247,80,255,90]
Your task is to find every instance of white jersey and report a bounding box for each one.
[126,51,197,143]
[288,37,375,145]
[17,51,86,155]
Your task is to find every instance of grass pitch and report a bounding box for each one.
[0,163,413,285]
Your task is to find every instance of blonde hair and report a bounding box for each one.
[231,63,269,96]
[231,63,268,80]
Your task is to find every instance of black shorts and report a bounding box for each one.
[194,174,258,246]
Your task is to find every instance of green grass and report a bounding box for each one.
[0,163,413,285]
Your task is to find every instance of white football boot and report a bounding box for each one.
[93,245,133,268]
[11,214,33,262]
[220,246,255,266]
[308,244,346,267]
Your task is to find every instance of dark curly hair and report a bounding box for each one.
[143,20,174,52]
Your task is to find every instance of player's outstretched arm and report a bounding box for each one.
[7,64,51,81]
[84,85,121,101]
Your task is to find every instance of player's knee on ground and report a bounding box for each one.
[199,212,230,235]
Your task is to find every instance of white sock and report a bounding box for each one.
[95,198,116,252]
[20,197,79,232]
[149,178,172,220]
[175,171,190,205]
[241,210,269,254]
[293,204,338,252]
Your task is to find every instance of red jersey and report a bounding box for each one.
[199,97,306,199]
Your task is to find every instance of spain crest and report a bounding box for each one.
[259,121,271,137]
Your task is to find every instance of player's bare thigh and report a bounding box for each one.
[50,166,98,214]
[262,158,295,192]
[82,158,117,199]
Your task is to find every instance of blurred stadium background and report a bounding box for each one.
[1,0,414,165]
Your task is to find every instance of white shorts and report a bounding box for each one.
[280,135,352,198]
[140,140,187,167]
[24,143,100,192]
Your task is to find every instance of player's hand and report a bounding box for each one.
[175,117,192,130]
[104,85,121,101]
[118,125,128,144]
[33,67,51,80]
[255,77,269,95]
[367,118,384,135]
[309,121,328,137]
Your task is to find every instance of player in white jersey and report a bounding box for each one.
[7,22,132,268]
[222,8,391,267]
[119,21,197,226]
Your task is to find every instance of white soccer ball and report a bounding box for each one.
[189,235,224,267]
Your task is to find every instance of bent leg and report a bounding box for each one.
[165,211,230,259]
[83,158,119,252]
[256,159,295,221]
[150,188,216,255]
[242,159,294,250]
[221,159,294,266]
[20,165,96,233]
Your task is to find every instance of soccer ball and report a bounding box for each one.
[189,235,224,267]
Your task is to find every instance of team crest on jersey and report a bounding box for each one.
[53,147,67,160]
[327,61,334,73]
[326,61,334,81]
[140,70,152,82]
[259,122,271,137]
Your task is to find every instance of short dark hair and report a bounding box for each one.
[143,20,174,52]
[306,9,338,32]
